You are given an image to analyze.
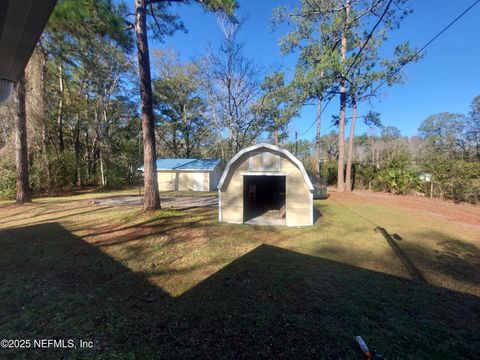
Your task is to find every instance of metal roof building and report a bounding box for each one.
[139,159,223,192]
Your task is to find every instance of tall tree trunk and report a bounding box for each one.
[57,62,66,188]
[37,42,52,191]
[337,0,350,192]
[74,113,82,187]
[370,137,377,169]
[183,103,191,157]
[135,0,160,210]
[57,63,65,153]
[315,96,322,181]
[15,74,31,204]
[85,134,91,181]
[274,129,279,146]
[172,124,178,157]
[101,106,111,185]
[207,89,225,160]
[41,79,52,191]
[42,116,52,191]
[338,89,346,192]
[345,95,357,192]
[100,150,106,187]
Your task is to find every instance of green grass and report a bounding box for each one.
[0,190,479,359]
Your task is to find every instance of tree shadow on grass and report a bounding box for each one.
[0,223,479,359]
[376,226,427,283]
[72,207,217,248]
[404,231,480,287]
[434,239,480,283]
[0,206,114,230]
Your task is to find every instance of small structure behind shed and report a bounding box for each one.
[140,159,222,192]
[218,143,314,226]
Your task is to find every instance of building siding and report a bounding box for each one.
[157,170,213,192]
[220,148,313,226]
[157,171,175,191]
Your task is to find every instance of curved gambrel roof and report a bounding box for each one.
[217,143,314,192]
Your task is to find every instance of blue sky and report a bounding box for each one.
[150,0,480,141]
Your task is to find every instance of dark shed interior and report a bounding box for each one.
[243,176,286,223]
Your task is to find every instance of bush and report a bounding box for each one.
[320,160,338,186]
[373,154,420,194]
[438,161,480,203]
[0,163,16,199]
[355,164,377,190]
[106,166,128,188]
[374,167,421,194]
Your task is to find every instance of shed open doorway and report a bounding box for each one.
[243,175,286,225]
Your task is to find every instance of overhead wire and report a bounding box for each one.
[298,0,394,137]
[296,0,480,138]
[370,0,480,95]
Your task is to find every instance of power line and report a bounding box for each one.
[345,0,394,78]
[299,0,394,138]
[298,95,335,136]
[299,101,374,138]
[371,0,480,94]
[297,0,479,138]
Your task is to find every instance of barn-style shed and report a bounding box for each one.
[218,143,314,226]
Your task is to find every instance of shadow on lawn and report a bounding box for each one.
[0,205,114,229]
[403,230,480,287]
[75,207,215,247]
[375,227,427,283]
[434,239,480,284]
[1,223,479,359]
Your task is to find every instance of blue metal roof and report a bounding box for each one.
[138,158,221,171]
[155,159,197,170]
[176,159,221,170]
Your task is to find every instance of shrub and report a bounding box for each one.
[320,159,338,186]
[373,154,420,194]
[0,163,16,199]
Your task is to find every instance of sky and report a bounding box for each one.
[150,0,480,142]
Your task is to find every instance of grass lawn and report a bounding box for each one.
[0,189,479,359]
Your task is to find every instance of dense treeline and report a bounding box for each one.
[0,2,292,199]
[0,0,479,205]
[288,98,480,203]
[1,1,139,196]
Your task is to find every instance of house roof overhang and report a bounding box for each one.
[0,0,57,87]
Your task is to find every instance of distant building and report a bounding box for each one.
[139,159,223,192]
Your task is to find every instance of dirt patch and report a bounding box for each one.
[331,190,480,228]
